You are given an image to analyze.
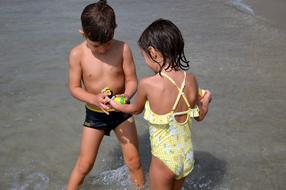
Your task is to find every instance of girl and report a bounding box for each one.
[108,19,212,190]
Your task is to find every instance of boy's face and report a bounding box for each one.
[86,38,113,54]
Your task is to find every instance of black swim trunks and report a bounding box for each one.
[83,106,132,136]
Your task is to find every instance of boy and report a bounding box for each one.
[66,1,144,189]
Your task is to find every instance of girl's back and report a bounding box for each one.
[144,71,198,123]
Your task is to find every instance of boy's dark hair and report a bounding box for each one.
[138,19,190,73]
[81,0,117,43]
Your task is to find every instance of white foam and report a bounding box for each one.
[91,165,132,187]
[231,0,255,16]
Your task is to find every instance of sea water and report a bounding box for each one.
[1,0,286,189]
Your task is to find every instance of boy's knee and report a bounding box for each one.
[77,159,94,175]
[124,155,141,171]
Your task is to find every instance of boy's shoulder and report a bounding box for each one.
[69,41,86,60]
[113,39,125,45]
[113,39,129,50]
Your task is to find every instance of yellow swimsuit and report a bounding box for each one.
[144,72,200,179]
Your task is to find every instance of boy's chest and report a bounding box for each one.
[81,56,123,79]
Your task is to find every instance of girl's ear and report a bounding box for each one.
[148,46,157,59]
[148,46,163,63]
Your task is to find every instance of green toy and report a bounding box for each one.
[102,87,129,104]
[112,95,128,104]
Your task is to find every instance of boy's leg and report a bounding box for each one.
[67,127,105,190]
[149,156,176,190]
[114,117,144,188]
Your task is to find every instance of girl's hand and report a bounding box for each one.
[105,97,121,111]
[205,90,213,103]
[202,89,212,104]
[195,89,212,121]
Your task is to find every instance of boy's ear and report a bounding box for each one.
[79,29,85,36]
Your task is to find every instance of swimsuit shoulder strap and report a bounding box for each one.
[161,71,191,110]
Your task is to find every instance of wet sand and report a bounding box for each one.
[0,0,285,189]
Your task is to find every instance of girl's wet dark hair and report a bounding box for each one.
[81,0,117,43]
[138,19,190,73]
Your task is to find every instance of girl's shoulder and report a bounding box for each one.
[139,75,156,87]
[141,75,162,85]
[186,71,196,79]
[185,72,199,103]
[139,75,163,93]
[185,72,198,86]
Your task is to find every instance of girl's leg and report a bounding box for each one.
[149,156,176,190]
[66,127,105,190]
[172,177,185,190]
[114,117,144,188]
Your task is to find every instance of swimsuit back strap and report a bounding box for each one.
[161,72,178,88]
[161,72,191,110]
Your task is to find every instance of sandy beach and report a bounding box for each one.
[0,0,285,189]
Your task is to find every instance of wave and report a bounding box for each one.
[230,0,255,16]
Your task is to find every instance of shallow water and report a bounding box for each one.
[1,0,286,189]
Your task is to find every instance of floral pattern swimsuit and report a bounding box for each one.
[144,71,199,179]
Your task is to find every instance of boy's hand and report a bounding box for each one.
[90,92,111,114]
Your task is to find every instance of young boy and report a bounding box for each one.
[66,1,144,189]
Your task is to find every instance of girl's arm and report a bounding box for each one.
[108,79,148,115]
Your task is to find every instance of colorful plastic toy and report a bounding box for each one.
[112,95,129,104]
[102,87,129,104]
[101,87,113,98]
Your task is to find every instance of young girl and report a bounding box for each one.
[108,19,212,190]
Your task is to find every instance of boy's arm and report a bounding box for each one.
[122,43,138,100]
[68,47,109,111]
[108,79,147,115]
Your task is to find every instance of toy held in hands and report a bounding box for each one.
[102,87,129,104]
[112,95,129,104]
[101,87,113,98]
